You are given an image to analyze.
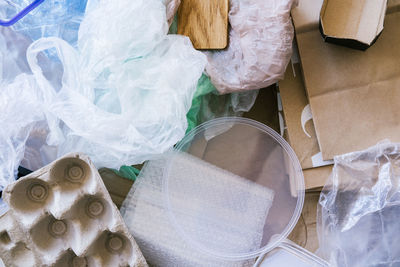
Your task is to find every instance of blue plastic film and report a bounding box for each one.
[0,0,44,26]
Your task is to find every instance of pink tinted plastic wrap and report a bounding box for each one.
[166,0,180,25]
[205,0,296,94]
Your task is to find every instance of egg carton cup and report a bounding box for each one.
[0,153,147,267]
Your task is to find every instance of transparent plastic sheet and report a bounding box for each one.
[0,27,31,82]
[165,0,180,25]
[205,0,296,94]
[0,27,54,189]
[255,239,329,267]
[186,74,259,132]
[317,141,400,267]
[0,0,206,190]
[0,0,44,26]
[9,0,88,48]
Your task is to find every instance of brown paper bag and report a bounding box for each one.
[280,62,333,170]
[293,1,400,160]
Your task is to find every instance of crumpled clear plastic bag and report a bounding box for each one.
[0,0,206,189]
[186,74,259,132]
[0,27,58,190]
[318,141,400,267]
[205,0,296,94]
[9,0,88,47]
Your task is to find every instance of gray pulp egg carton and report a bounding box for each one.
[0,153,148,267]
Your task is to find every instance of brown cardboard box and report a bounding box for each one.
[319,0,387,50]
[292,0,400,160]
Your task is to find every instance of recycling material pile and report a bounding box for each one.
[2,0,400,267]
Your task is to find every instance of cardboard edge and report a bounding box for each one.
[318,0,386,50]
[318,20,383,51]
[303,165,333,191]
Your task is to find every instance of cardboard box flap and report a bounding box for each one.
[319,0,387,49]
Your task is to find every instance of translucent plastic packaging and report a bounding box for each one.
[26,35,205,168]
[0,153,147,266]
[205,0,296,94]
[0,0,43,26]
[255,239,329,267]
[122,117,305,265]
[186,74,259,132]
[121,155,256,267]
[0,0,206,190]
[0,26,55,189]
[165,0,180,24]
[10,0,87,48]
[318,142,400,267]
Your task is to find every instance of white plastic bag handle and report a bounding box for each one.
[26,37,82,145]
[27,37,81,99]
[25,37,141,150]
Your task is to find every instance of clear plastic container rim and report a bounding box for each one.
[163,117,305,261]
[255,239,330,266]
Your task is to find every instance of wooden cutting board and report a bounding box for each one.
[177,0,229,50]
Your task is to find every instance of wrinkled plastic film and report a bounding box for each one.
[10,0,88,48]
[0,0,206,189]
[318,142,400,266]
[0,71,46,188]
[25,36,205,167]
[186,74,259,132]
[165,0,180,25]
[0,0,44,26]
[205,0,295,94]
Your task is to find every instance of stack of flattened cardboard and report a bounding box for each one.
[279,62,333,191]
[279,0,400,191]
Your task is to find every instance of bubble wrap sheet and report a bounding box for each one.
[121,153,275,266]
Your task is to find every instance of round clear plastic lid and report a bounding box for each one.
[163,117,305,260]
